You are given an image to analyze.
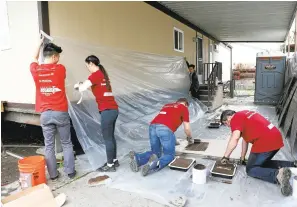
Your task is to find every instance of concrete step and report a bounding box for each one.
[199,84,218,90]
[198,95,214,101]
[199,89,218,96]
[199,84,209,90]
[201,100,213,107]
[199,89,209,95]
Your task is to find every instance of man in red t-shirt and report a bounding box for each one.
[30,36,75,180]
[220,110,296,196]
[129,98,193,176]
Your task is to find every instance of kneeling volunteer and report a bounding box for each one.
[220,110,297,196]
[129,98,194,176]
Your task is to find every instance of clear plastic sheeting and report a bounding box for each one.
[93,153,297,207]
[52,37,207,170]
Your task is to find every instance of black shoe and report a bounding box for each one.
[294,160,297,168]
[68,170,77,179]
[113,160,120,167]
[50,171,60,181]
[97,163,116,172]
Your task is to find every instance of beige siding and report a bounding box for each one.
[48,2,197,64]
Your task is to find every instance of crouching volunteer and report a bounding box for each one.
[220,110,297,196]
[129,98,194,176]
[30,36,76,180]
[74,55,119,172]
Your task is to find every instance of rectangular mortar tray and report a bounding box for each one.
[168,157,196,172]
[210,160,237,179]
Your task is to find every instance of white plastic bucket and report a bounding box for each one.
[192,164,207,184]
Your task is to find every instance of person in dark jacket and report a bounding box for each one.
[188,64,199,99]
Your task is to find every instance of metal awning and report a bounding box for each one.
[157,1,297,42]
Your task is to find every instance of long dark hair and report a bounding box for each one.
[85,55,111,90]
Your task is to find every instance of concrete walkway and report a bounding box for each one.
[54,173,165,207]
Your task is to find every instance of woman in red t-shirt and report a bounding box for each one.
[75,55,119,172]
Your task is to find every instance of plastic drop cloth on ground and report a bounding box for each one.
[88,153,297,207]
[85,99,297,207]
[51,37,207,170]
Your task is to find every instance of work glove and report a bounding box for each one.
[220,156,230,165]
[238,158,247,166]
[187,137,194,145]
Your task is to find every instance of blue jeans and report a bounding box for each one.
[246,149,294,184]
[135,124,176,171]
[101,109,118,164]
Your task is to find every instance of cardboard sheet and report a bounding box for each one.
[1,184,65,207]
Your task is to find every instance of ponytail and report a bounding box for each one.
[85,55,112,91]
[98,64,111,91]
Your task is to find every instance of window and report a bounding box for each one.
[0,1,11,51]
[174,27,184,52]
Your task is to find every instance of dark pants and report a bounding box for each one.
[246,149,294,184]
[190,88,199,99]
[101,109,118,164]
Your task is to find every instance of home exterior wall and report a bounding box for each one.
[48,1,199,64]
[213,44,232,82]
[0,1,215,105]
[0,1,40,104]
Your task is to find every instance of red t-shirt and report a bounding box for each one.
[30,62,68,113]
[151,103,190,132]
[88,70,118,112]
[230,110,284,153]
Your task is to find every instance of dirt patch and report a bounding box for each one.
[170,158,193,169]
[185,142,209,151]
[88,175,110,185]
[1,154,19,186]
[212,161,235,175]
[1,147,40,186]
[194,164,206,170]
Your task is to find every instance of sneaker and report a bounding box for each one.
[97,163,116,172]
[50,171,60,181]
[142,154,158,177]
[129,151,139,172]
[68,170,77,179]
[276,168,292,196]
[113,159,120,168]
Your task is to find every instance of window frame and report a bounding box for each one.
[173,27,184,53]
